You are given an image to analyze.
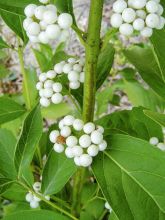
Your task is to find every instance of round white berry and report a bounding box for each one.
[79,154,93,167]
[46,24,61,39]
[96,125,104,134]
[27,22,40,36]
[38,32,49,44]
[136,10,146,19]
[146,1,159,13]
[40,97,50,107]
[46,70,56,79]
[141,27,153,37]
[58,13,73,29]
[44,80,53,89]
[149,137,159,145]
[39,0,49,4]
[113,0,127,13]
[66,136,78,147]
[46,4,57,13]
[79,134,91,148]
[157,4,164,16]
[128,0,134,7]
[24,4,37,17]
[60,126,71,137]
[29,35,39,43]
[53,143,64,153]
[49,130,60,143]
[36,82,43,90]
[63,115,75,126]
[73,64,82,72]
[157,143,165,151]
[43,88,53,98]
[72,145,83,157]
[30,200,39,209]
[83,122,95,134]
[51,93,63,104]
[23,18,33,31]
[68,71,79,82]
[119,23,133,36]
[146,14,160,28]
[156,17,165,29]
[110,13,123,28]
[33,182,41,192]
[63,63,73,74]
[25,192,33,202]
[133,18,145,31]
[39,20,48,30]
[74,157,81,166]
[39,89,45,97]
[91,131,103,145]
[39,73,47,82]
[69,81,80,89]
[65,147,74,158]
[43,10,57,24]
[79,72,85,83]
[59,119,65,129]
[33,195,41,202]
[54,62,65,74]
[122,8,136,23]
[73,119,84,131]
[87,145,99,157]
[35,6,46,20]
[132,0,147,9]
[98,140,107,151]
[52,82,62,93]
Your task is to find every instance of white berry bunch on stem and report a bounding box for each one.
[49,115,107,167]
[25,181,50,209]
[110,0,165,37]
[23,0,73,44]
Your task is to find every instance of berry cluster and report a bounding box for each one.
[110,0,165,37]
[25,182,50,208]
[105,201,112,212]
[49,115,107,167]
[36,57,85,107]
[36,70,63,107]
[54,57,85,89]
[23,0,73,44]
[149,136,165,151]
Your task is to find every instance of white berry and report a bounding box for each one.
[69,81,80,89]
[51,93,63,104]
[136,10,146,19]
[119,23,133,36]
[74,157,81,166]
[65,147,74,158]
[133,18,145,31]
[39,73,47,82]
[36,82,43,90]
[146,13,160,28]
[53,82,62,93]
[60,126,71,137]
[23,18,33,30]
[79,154,92,167]
[54,62,65,74]
[63,115,75,126]
[46,24,61,39]
[63,64,73,74]
[43,10,57,24]
[132,0,147,9]
[49,130,60,143]
[87,145,99,157]
[46,70,56,79]
[146,1,159,13]
[53,143,64,153]
[27,22,40,36]
[33,195,41,202]
[122,8,136,23]
[110,13,123,28]
[33,182,41,192]
[43,88,53,98]
[24,4,37,17]
[149,137,159,145]
[98,140,107,151]
[72,145,83,157]
[40,97,50,107]
[39,0,49,3]
[79,134,91,148]
[66,136,78,147]
[73,119,84,131]
[141,27,153,37]
[91,131,103,145]
[157,143,165,151]
[113,0,127,13]
[83,122,95,134]
[68,71,79,82]
[26,192,33,202]
[58,13,73,29]
[35,6,46,20]
[38,32,49,44]
[30,200,39,209]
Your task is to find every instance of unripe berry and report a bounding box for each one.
[63,115,75,126]
[122,8,136,23]
[27,22,40,36]
[25,192,33,202]
[33,182,41,192]
[49,130,60,143]
[66,136,78,147]
[87,145,99,157]
[58,13,73,29]
[53,143,64,153]
[83,122,95,134]
[72,145,83,157]
[60,126,71,137]
[51,93,63,104]
[52,82,62,93]
[46,24,61,39]
[69,81,80,89]
[65,147,74,158]
[30,200,39,209]
[91,131,103,145]
[110,13,123,28]
[24,4,37,17]
[113,0,127,13]
[79,134,91,148]
[119,23,133,36]
[79,154,92,167]
[73,119,84,131]
[43,10,57,24]
[98,140,107,151]
[40,97,50,107]
[149,137,159,145]
[141,27,153,37]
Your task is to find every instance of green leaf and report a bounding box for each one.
[0,64,11,79]
[33,49,50,72]
[97,107,163,141]
[41,103,72,120]
[3,210,69,220]
[144,110,165,127]
[14,105,42,181]
[0,37,9,49]
[41,151,76,195]
[96,43,115,89]
[109,212,119,220]
[92,134,165,220]
[124,45,165,99]
[0,97,26,125]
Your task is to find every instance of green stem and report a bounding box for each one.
[18,44,31,110]
[72,0,104,217]
[83,0,104,122]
